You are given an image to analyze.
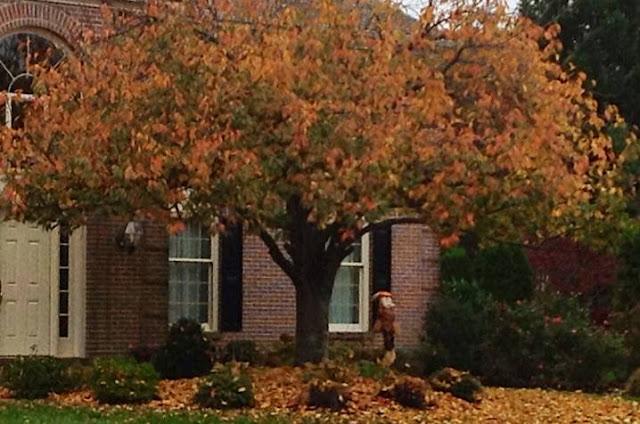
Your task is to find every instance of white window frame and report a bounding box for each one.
[329,234,370,333]
[3,92,34,129]
[168,226,219,332]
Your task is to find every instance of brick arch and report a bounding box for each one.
[0,1,83,52]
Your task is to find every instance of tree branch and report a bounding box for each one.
[357,216,424,239]
[257,227,299,285]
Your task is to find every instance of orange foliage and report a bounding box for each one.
[0,0,629,245]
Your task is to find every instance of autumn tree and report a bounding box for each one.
[0,0,628,363]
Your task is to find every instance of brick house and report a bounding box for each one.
[0,0,440,358]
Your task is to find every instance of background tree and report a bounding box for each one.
[519,0,640,213]
[0,0,627,363]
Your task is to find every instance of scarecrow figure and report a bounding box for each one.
[372,291,397,367]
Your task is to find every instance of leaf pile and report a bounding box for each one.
[33,366,640,422]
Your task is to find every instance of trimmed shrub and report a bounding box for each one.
[481,291,627,391]
[261,337,295,367]
[302,361,354,384]
[422,279,496,375]
[308,380,350,410]
[91,357,159,404]
[474,244,534,303]
[222,340,258,364]
[194,364,254,409]
[625,368,640,397]
[390,376,431,409]
[430,368,482,403]
[358,360,389,381]
[303,360,354,410]
[393,348,426,377]
[67,363,94,390]
[152,318,212,379]
[423,281,627,391]
[129,345,159,363]
[328,342,356,363]
[1,356,73,399]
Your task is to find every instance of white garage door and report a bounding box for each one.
[0,222,51,356]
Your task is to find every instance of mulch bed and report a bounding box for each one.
[7,367,640,423]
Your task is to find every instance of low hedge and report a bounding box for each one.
[91,357,159,404]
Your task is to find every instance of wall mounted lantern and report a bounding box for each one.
[116,220,144,253]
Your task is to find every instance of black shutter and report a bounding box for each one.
[219,224,243,332]
[372,227,392,294]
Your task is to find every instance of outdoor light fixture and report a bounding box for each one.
[116,220,144,253]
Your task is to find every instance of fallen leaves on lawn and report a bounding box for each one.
[11,367,640,423]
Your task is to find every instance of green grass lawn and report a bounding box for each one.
[0,403,291,424]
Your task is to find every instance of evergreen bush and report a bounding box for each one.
[152,318,212,379]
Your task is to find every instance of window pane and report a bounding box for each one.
[168,261,210,325]
[58,316,69,338]
[59,292,69,315]
[329,266,361,325]
[344,241,362,263]
[59,268,69,291]
[169,223,211,259]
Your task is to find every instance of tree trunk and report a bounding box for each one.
[294,278,333,364]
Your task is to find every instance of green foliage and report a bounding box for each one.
[66,363,94,390]
[390,376,431,409]
[1,356,74,399]
[0,403,296,423]
[223,340,258,364]
[520,0,640,128]
[474,244,534,303]
[422,279,496,375]
[614,230,640,312]
[194,364,254,409]
[357,360,389,381]
[625,368,640,397]
[440,244,534,303]
[423,282,628,391]
[152,318,212,379]
[440,247,474,282]
[90,357,159,404]
[611,230,640,369]
[612,306,640,370]
[430,368,483,403]
[327,342,356,363]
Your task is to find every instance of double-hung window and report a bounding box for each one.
[329,235,370,332]
[168,223,217,330]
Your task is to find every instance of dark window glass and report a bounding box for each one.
[58,316,69,338]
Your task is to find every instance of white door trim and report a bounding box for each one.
[50,226,86,358]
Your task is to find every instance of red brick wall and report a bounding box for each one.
[219,225,440,350]
[391,225,440,348]
[85,217,168,356]
[0,1,143,49]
